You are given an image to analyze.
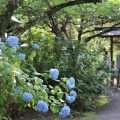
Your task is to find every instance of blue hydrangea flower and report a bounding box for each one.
[113,68,119,72]
[6,78,12,81]
[69,77,75,84]
[36,100,49,113]
[109,79,114,83]
[40,79,44,84]
[13,87,20,93]
[12,46,17,53]
[66,77,75,89]
[0,43,6,50]
[49,69,59,80]
[18,53,26,60]
[59,106,70,118]
[6,36,19,46]
[32,44,40,49]
[0,49,2,55]
[14,45,20,50]
[78,55,84,58]
[66,82,75,89]
[64,52,70,56]
[70,90,77,97]
[22,92,33,102]
[66,96,75,103]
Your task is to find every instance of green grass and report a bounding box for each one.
[80,112,100,120]
[95,94,110,108]
[80,94,110,120]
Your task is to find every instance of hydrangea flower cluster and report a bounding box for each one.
[18,53,26,60]
[59,106,70,118]
[66,90,77,103]
[66,96,75,104]
[66,77,75,89]
[11,46,17,53]
[113,68,119,72]
[39,78,44,84]
[0,43,6,50]
[70,90,77,97]
[32,44,40,49]
[14,45,20,50]
[64,52,70,56]
[0,49,2,55]
[6,36,19,46]
[36,100,49,113]
[49,69,59,80]
[22,92,33,102]
[13,87,20,93]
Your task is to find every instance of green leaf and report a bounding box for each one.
[1,67,11,75]
[50,90,56,95]
[49,85,53,89]
[49,96,61,105]
[41,90,48,99]
[29,51,36,61]
[54,86,61,92]
[57,92,64,99]
[27,82,34,89]
[35,79,40,85]
[50,104,61,113]
[42,73,50,80]
[34,85,41,90]
[60,82,68,91]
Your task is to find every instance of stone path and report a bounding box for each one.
[96,88,120,120]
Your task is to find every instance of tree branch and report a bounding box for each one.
[85,22,120,42]
[0,0,24,37]
[13,0,101,36]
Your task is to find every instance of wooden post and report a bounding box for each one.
[110,37,114,87]
[110,37,113,66]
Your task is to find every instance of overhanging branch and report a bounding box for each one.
[13,0,101,36]
[85,22,120,42]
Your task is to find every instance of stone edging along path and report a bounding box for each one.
[96,88,120,120]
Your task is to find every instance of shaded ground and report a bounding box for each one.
[96,87,120,120]
[12,109,83,120]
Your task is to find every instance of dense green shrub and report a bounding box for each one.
[28,36,117,111]
[0,36,117,119]
[0,36,79,119]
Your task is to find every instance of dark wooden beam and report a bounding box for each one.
[110,37,113,66]
[95,27,120,30]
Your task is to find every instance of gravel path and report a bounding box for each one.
[96,88,120,120]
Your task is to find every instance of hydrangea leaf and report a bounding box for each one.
[35,79,40,85]
[57,92,64,99]
[49,96,61,105]
[34,85,41,90]
[1,67,11,75]
[29,51,36,61]
[28,103,31,107]
[42,73,50,81]
[50,104,61,113]
[60,82,68,91]
[54,86,61,92]
[49,85,53,89]
[50,90,56,95]
[41,90,48,99]
[27,82,34,89]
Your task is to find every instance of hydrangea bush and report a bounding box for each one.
[29,36,118,111]
[0,36,77,119]
[0,35,118,119]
